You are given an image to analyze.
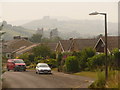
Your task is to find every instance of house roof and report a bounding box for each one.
[45,43,57,51]
[73,39,97,50]
[15,44,39,55]
[39,43,57,51]
[2,39,33,53]
[59,40,73,51]
[2,48,13,53]
[101,36,119,51]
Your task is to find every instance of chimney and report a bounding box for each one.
[13,36,21,39]
[69,38,73,40]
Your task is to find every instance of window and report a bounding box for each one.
[6,53,11,58]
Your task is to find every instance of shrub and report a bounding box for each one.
[28,54,35,62]
[65,56,79,73]
[111,48,120,70]
[18,53,30,66]
[106,70,119,88]
[89,71,106,88]
[79,48,96,70]
[87,54,105,71]
[47,59,57,68]
[32,44,51,58]
[39,59,57,68]
[57,53,63,71]
[89,70,119,88]
[34,56,44,64]
[50,52,56,59]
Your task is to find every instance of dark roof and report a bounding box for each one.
[15,44,39,55]
[45,43,57,51]
[60,40,73,51]
[3,39,33,53]
[73,39,97,50]
[2,48,13,53]
[101,36,119,51]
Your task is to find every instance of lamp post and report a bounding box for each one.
[89,11,108,80]
[0,23,5,84]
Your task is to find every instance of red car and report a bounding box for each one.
[7,59,26,71]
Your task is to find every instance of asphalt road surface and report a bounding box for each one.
[2,70,94,88]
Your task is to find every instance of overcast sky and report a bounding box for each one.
[0,2,118,25]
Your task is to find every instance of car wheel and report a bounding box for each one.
[7,69,10,71]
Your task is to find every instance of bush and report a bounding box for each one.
[79,48,96,70]
[106,70,119,88]
[111,48,120,70]
[89,70,119,88]
[50,52,56,59]
[32,44,51,58]
[28,63,36,69]
[87,54,105,71]
[89,71,106,88]
[34,56,44,64]
[47,59,57,68]
[39,59,57,68]
[18,53,30,66]
[65,56,79,73]
[57,53,63,71]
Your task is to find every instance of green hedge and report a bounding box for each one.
[65,56,79,73]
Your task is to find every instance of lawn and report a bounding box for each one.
[73,71,97,79]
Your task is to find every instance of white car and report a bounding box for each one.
[36,63,52,74]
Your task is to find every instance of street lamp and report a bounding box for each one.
[89,11,108,80]
[0,22,5,84]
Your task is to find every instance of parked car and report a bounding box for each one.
[36,63,52,74]
[7,59,26,71]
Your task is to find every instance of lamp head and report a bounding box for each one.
[89,11,99,15]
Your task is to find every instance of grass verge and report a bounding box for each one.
[73,71,97,79]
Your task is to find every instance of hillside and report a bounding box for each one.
[1,21,36,40]
[22,16,118,39]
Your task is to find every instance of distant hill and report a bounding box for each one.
[22,16,118,39]
[1,21,36,40]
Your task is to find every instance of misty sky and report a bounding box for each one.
[1,2,118,25]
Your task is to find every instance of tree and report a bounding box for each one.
[111,48,120,69]
[42,36,62,43]
[96,34,103,39]
[32,44,51,58]
[79,48,96,70]
[18,53,30,65]
[29,34,42,43]
[87,54,105,71]
[57,53,63,72]
[65,56,79,73]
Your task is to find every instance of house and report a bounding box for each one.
[14,43,57,57]
[70,38,97,52]
[94,36,120,53]
[55,38,73,53]
[2,36,33,58]
[44,43,57,51]
[55,38,97,53]
[13,44,39,57]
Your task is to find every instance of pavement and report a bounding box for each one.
[2,70,94,88]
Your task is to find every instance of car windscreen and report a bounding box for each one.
[38,65,48,67]
[14,60,24,63]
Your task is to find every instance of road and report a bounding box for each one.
[2,70,94,88]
